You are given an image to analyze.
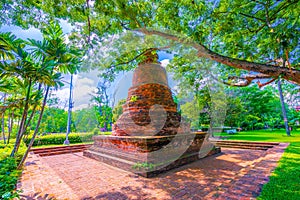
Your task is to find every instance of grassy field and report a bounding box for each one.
[215,129,300,142]
[216,130,300,199]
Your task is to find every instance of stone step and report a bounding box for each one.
[216,144,269,150]
[31,144,90,152]
[32,147,88,154]
[213,140,278,150]
[37,149,85,157]
[214,140,279,146]
[215,142,274,148]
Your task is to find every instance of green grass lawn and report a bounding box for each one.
[216,129,300,199]
[215,129,300,142]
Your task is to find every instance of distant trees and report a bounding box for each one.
[179,84,298,131]
[90,80,113,131]
[112,99,126,123]
[30,107,68,134]
[73,107,99,132]
[227,85,282,130]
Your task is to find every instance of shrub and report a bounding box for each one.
[0,157,21,199]
[0,140,26,163]
[23,133,95,146]
[93,128,100,135]
[0,140,26,199]
[98,131,112,135]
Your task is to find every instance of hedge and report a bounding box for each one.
[22,132,112,146]
[23,133,94,146]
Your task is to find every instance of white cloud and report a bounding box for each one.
[52,71,99,110]
[160,59,170,68]
[73,72,98,110]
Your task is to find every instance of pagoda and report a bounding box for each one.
[84,52,220,177]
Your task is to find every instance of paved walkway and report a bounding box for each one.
[17,143,288,200]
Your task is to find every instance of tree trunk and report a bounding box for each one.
[277,78,291,136]
[1,94,7,144]
[11,79,32,157]
[23,84,42,134]
[1,111,6,144]
[18,86,50,169]
[7,111,14,144]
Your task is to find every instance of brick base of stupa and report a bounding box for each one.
[83,132,221,177]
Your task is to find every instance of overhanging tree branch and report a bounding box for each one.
[239,12,265,22]
[138,28,300,84]
[210,73,275,87]
[112,46,170,67]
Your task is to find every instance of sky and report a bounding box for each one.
[1,22,173,110]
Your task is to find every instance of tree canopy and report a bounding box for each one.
[1,0,299,84]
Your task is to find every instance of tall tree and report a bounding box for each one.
[17,21,82,168]
[91,79,112,131]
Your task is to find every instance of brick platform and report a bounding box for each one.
[18,143,289,200]
[84,133,221,177]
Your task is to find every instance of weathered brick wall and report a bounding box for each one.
[112,63,190,136]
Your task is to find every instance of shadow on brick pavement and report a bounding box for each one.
[18,143,288,200]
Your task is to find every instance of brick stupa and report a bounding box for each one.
[84,52,220,177]
[112,52,189,137]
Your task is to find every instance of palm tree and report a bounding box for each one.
[1,21,82,165]
[17,21,82,168]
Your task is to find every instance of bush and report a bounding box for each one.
[23,132,95,146]
[93,128,100,135]
[0,140,26,199]
[0,140,26,163]
[98,131,112,135]
[0,157,21,199]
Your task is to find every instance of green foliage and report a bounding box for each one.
[0,140,26,162]
[1,21,82,162]
[180,98,202,129]
[219,84,285,130]
[1,0,299,85]
[112,99,126,123]
[0,140,26,199]
[91,82,113,131]
[129,95,138,102]
[0,157,21,200]
[23,133,95,146]
[132,162,155,171]
[93,128,100,135]
[30,107,68,133]
[73,107,99,132]
[94,105,112,131]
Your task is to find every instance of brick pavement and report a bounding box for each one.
[17,143,289,200]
